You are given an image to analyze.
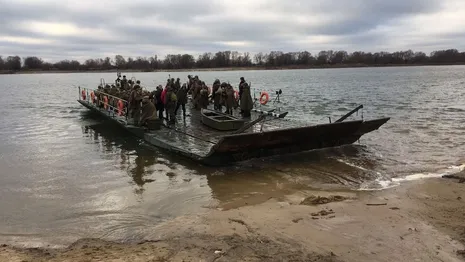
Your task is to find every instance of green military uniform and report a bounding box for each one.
[140,96,159,130]
[175,84,188,117]
[240,83,253,118]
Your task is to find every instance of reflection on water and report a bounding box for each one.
[79,112,214,196]
[79,110,383,210]
[81,120,157,196]
[1,66,465,247]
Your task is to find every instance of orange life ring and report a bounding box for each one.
[260,92,269,105]
[103,96,109,110]
[81,90,86,100]
[117,100,124,116]
[234,90,239,101]
[90,91,95,103]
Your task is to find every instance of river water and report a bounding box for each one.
[0,66,464,247]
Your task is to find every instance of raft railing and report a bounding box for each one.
[78,86,130,119]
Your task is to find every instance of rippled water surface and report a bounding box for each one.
[1,66,464,247]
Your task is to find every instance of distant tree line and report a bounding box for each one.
[0,49,464,72]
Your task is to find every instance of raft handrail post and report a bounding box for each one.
[108,97,112,116]
[253,89,257,108]
[125,101,129,120]
[335,105,364,123]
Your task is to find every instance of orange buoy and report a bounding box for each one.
[81,90,86,100]
[117,100,124,116]
[103,96,109,110]
[260,92,269,105]
[90,91,95,103]
[234,90,239,101]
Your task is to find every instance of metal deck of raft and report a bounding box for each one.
[79,100,297,157]
[78,97,390,166]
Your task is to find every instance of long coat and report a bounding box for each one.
[213,86,222,106]
[129,89,142,109]
[176,86,188,105]
[240,84,253,111]
[140,101,157,123]
[225,88,235,108]
[199,88,209,109]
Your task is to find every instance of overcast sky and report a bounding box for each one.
[1,0,464,62]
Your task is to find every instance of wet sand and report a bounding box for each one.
[1,173,464,262]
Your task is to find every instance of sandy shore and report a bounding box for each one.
[1,172,464,262]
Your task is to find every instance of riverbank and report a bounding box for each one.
[1,172,464,262]
[1,63,465,75]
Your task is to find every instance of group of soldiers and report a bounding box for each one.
[188,75,252,116]
[94,74,254,129]
[188,75,254,117]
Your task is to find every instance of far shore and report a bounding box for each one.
[1,63,465,75]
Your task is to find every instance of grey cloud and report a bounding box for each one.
[125,0,221,21]
[196,20,287,42]
[267,0,442,36]
[0,26,47,40]
[0,0,463,62]
[305,19,376,36]
[0,1,113,29]
[271,0,441,16]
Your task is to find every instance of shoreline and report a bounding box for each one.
[1,172,464,262]
[1,63,465,75]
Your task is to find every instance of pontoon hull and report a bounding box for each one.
[78,100,389,166]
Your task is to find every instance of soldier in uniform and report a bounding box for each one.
[192,76,201,109]
[109,84,118,96]
[240,82,253,118]
[95,85,104,108]
[139,96,158,129]
[164,85,177,124]
[211,79,221,110]
[103,84,111,94]
[121,76,128,90]
[129,84,143,125]
[174,78,181,93]
[199,82,209,109]
[238,77,247,115]
[154,85,164,120]
[238,77,246,100]
[170,78,175,90]
[220,82,228,110]
[187,75,192,94]
[109,84,119,111]
[225,84,235,115]
[175,83,188,118]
